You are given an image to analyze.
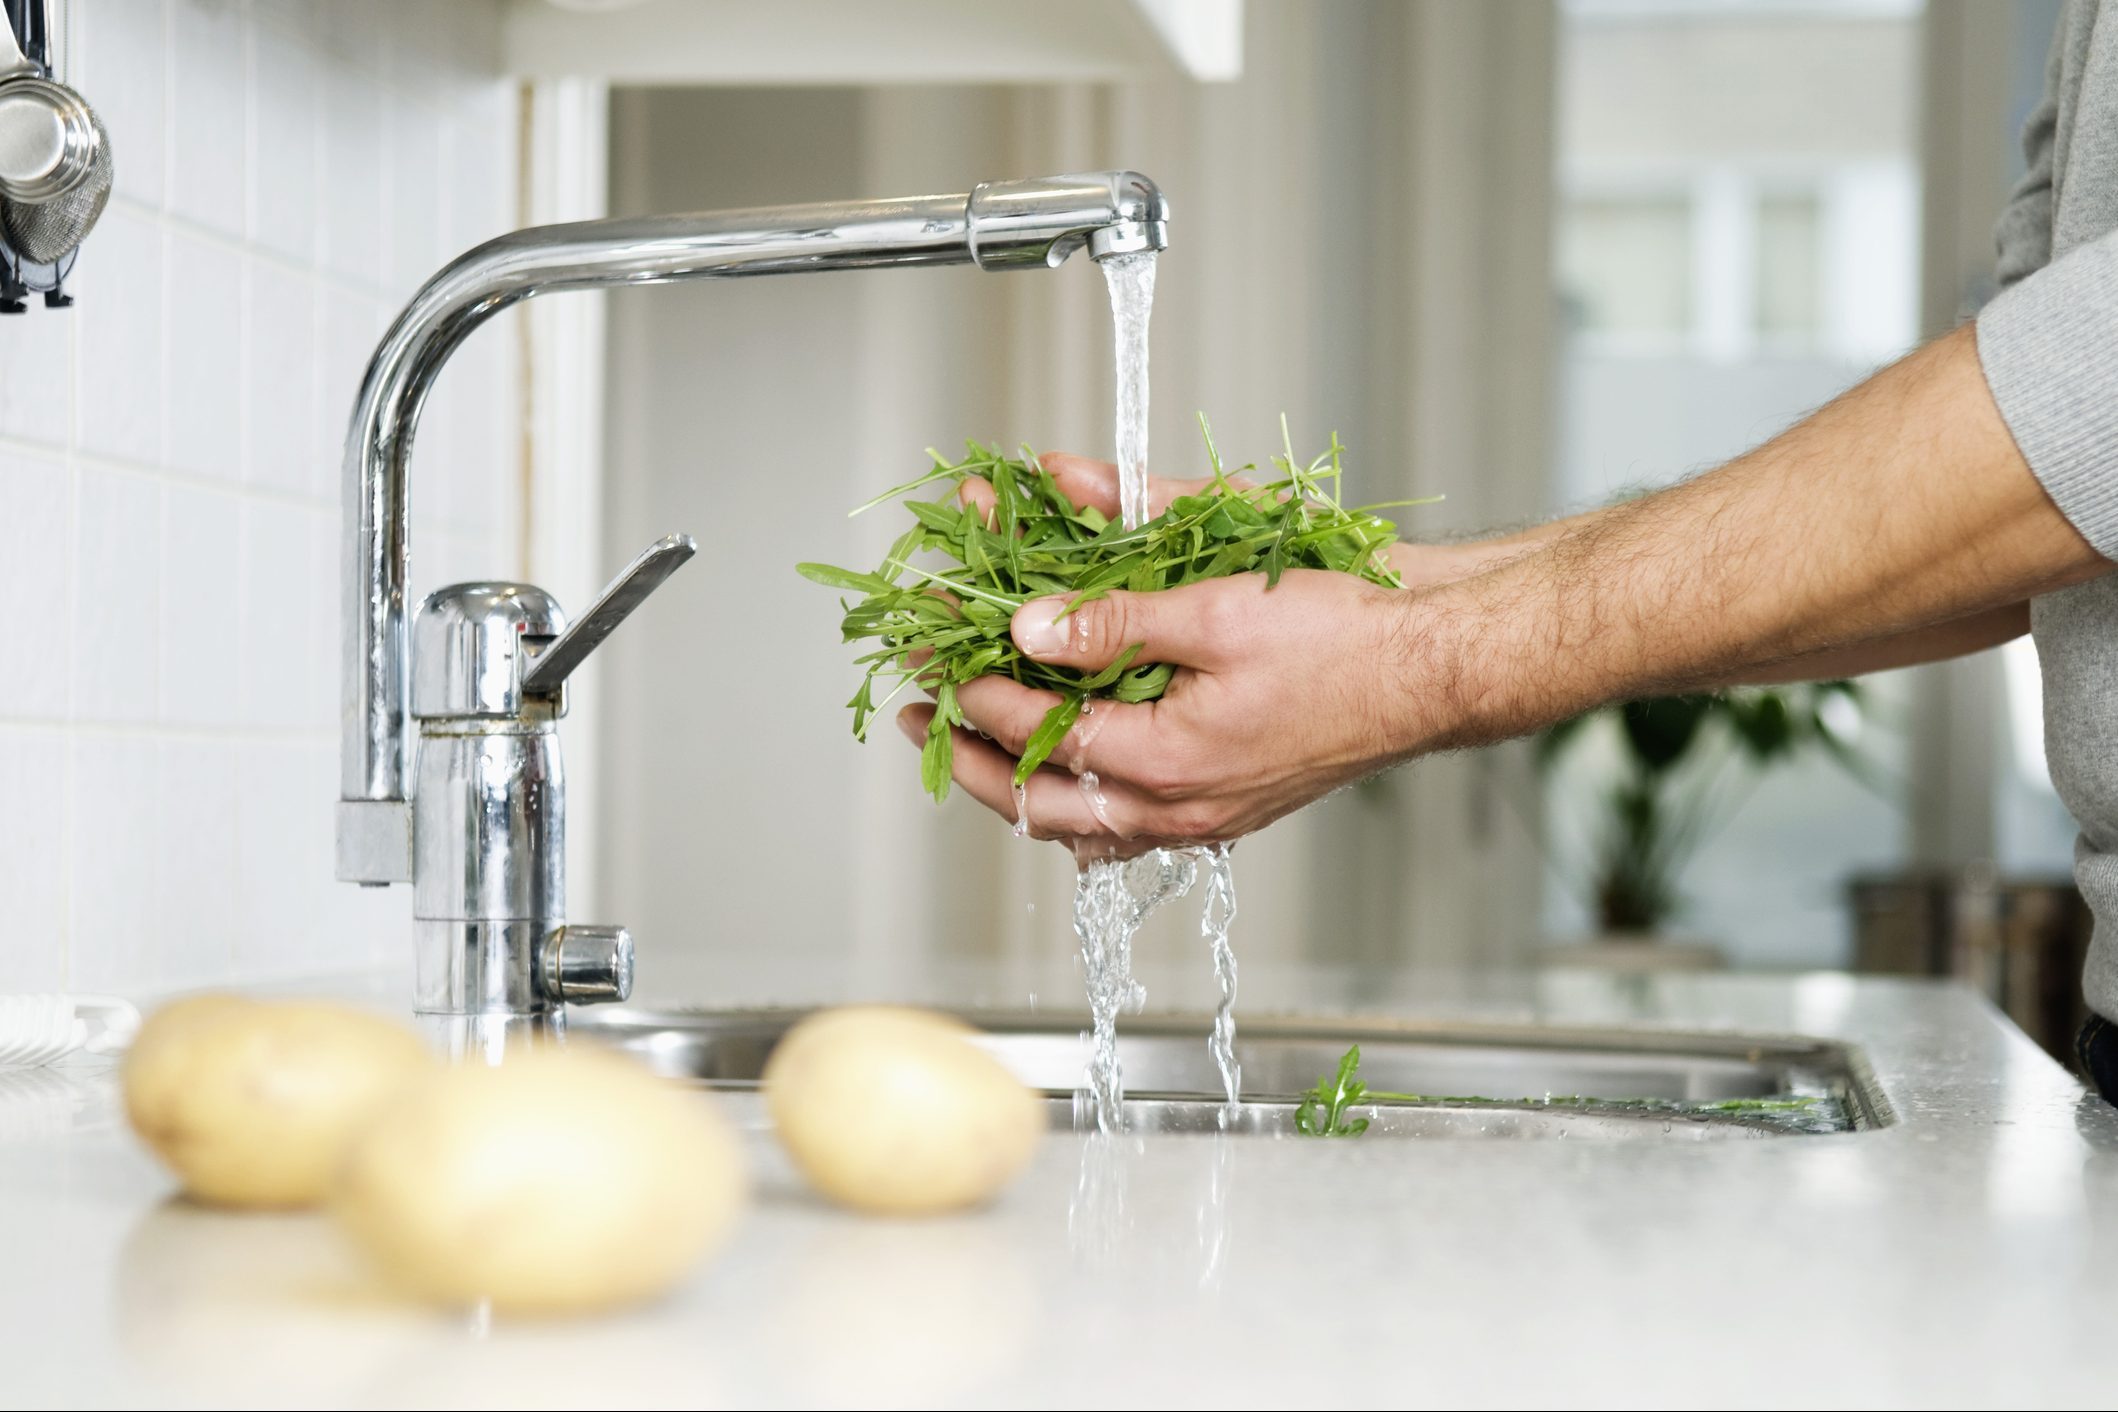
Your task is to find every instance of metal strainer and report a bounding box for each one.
[0,0,109,265]
[1,98,105,262]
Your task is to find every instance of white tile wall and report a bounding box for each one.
[0,0,523,993]
[0,729,67,988]
[0,451,70,719]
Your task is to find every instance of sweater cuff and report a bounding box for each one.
[1978,234,2118,561]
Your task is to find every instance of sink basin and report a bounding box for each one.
[576,1008,1891,1139]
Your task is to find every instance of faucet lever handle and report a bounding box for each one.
[521,533,696,695]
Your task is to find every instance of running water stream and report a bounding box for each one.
[1064,252,1244,1134]
[1102,251,1157,530]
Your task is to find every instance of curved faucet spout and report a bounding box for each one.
[337,171,1168,882]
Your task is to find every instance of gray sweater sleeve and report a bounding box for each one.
[1976,9,2118,558]
[1995,20,2061,291]
[1979,234,2118,559]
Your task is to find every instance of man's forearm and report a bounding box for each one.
[1732,601,2029,684]
[1393,512,1594,589]
[1397,469,2029,683]
[1400,324,2103,748]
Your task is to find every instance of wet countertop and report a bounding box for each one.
[5,958,2115,1409]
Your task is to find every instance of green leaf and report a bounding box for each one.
[1620,695,1713,773]
[1077,643,1144,692]
[1726,691,1795,760]
[921,680,960,802]
[796,562,895,595]
[1015,693,1086,785]
[907,499,966,536]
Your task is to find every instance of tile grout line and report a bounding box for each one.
[0,432,336,511]
[0,714,335,744]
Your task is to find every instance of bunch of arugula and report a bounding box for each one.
[799,416,1428,801]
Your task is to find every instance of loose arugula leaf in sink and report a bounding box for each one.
[1291,1044,1826,1138]
[799,416,1438,802]
[1294,1044,1372,1137]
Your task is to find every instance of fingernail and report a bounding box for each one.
[895,706,925,741]
[1014,598,1069,657]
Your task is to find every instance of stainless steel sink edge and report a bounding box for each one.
[574,1006,1893,1138]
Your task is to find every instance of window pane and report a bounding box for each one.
[1756,192,1821,340]
[1559,196,1691,337]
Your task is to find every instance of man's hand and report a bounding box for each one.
[895,567,1415,851]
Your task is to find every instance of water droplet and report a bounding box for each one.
[1079,770,1117,831]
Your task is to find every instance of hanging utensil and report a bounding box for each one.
[0,0,107,265]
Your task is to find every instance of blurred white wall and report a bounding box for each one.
[1547,1,1928,967]
[1544,0,2076,968]
[589,1,1560,1000]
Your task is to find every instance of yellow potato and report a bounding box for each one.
[123,998,435,1210]
[333,1045,745,1315]
[763,1005,1044,1215]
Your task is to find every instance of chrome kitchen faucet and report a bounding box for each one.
[335,172,1171,1056]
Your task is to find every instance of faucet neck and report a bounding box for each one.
[336,172,1168,883]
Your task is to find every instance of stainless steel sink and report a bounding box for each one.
[576,1008,1891,1139]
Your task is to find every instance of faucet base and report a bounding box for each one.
[415,917,554,1016]
[417,1008,564,1064]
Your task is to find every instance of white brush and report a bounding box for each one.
[0,993,139,1067]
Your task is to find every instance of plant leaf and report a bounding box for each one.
[1015,693,1086,785]
[796,562,896,595]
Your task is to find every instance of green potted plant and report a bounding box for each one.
[1537,682,1870,962]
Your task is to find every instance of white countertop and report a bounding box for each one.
[6,960,2116,1410]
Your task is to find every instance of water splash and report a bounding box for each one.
[1102,251,1158,530]
[1067,701,1108,772]
[1200,843,1240,1112]
[1077,770,1116,832]
[1073,849,1196,1133]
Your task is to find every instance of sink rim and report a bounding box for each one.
[575,1004,1896,1133]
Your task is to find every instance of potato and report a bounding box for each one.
[124,997,435,1210]
[763,1005,1044,1215]
[333,1045,745,1315]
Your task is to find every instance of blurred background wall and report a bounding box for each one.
[1543,0,2074,970]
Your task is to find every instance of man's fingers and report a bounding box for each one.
[957,477,999,528]
[895,704,1126,838]
[1011,579,1237,673]
[953,675,1154,771]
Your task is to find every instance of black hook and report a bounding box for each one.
[0,249,26,315]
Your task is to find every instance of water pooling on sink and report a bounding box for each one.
[1061,251,1247,1134]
